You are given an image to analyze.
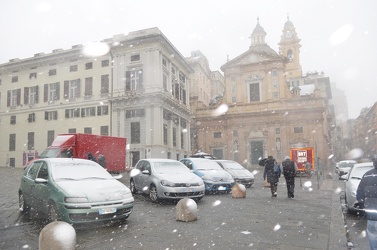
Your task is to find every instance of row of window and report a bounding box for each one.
[5,60,110,84]
[212,127,303,139]
[6,76,110,107]
[163,124,185,149]
[9,105,108,124]
[9,126,109,152]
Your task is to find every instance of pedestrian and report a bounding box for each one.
[356,157,377,250]
[304,161,312,178]
[97,154,106,169]
[282,156,298,198]
[87,152,97,162]
[262,156,280,197]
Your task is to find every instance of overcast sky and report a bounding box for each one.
[1,0,376,119]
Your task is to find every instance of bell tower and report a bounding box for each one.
[279,16,302,78]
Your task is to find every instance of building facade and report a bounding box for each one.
[351,103,377,159]
[0,27,192,168]
[191,18,333,168]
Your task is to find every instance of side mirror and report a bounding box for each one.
[142,170,150,175]
[35,178,48,183]
[340,174,348,180]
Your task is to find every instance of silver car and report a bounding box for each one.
[214,160,254,188]
[344,162,374,213]
[129,159,205,202]
[336,160,357,179]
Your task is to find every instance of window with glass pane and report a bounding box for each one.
[125,70,143,91]
[131,122,140,143]
[28,132,34,150]
[163,124,168,145]
[47,130,54,147]
[85,77,93,96]
[9,134,16,151]
[101,75,109,94]
[249,83,260,102]
[84,127,92,134]
[173,128,177,147]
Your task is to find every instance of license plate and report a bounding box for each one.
[99,207,116,215]
[218,186,226,191]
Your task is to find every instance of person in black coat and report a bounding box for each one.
[357,158,377,250]
[282,156,298,198]
[261,156,280,197]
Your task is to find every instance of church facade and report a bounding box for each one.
[191,18,334,168]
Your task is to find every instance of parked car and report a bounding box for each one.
[18,158,134,225]
[343,162,374,213]
[336,160,357,179]
[214,160,254,187]
[189,152,216,159]
[129,159,205,202]
[180,158,235,193]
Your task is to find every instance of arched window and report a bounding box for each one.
[287,49,293,62]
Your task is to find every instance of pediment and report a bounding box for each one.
[221,45,282,69]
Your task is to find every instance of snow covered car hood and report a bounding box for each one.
[196,169,232,179]
[224,169,254,179]
[56,179,133,202]
[155,173,204,184]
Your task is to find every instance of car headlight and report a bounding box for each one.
[201,175,213,181]
[161,180,175,187]
[65,197,88,203]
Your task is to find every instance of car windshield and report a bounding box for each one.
[39,148,60,158]
[51,161,113,181]
[153,162,190,174]
[338,161,356,168]
[349,165,374,179]
[220,161,244,170]
[195,160,223,170]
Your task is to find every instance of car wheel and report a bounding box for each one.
[194,196,203,203]
[19,192,30,213]
[149,185,159,202]
[48,202,59,222]
[130,179,137,194]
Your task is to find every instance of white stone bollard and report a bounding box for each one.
[39,221,76,250]
[176,198,198,222]
[231,183,246,198]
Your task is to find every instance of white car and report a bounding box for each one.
[344,162,374,213]
[336,160,357,179]
[214,160,254,187]
[130,159,205,202]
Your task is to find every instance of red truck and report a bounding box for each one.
[39,133,127,173]
[290,147,315,174]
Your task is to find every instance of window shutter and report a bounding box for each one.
[7,91,10,107]
[56,82,60,100]
[44,84,48,102]
[64,81,69,99]
[125,71,131,91]
[35,85,39,103]
[24,87,29,105]
[16,89,21,106]
[138,70,143,89]
[76,79,81,97]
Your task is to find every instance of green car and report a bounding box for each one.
[19,158,134,225]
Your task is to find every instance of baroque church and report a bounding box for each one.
[190,17,334,168]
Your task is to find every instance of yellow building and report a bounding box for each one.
[0,28,192,168]
[191,18,333,168]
